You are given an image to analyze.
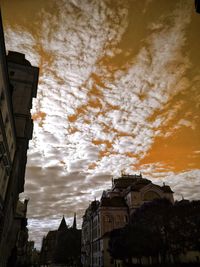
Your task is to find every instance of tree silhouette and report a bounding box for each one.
[167,200,200,261]
[109,222,162,265]
[109,198,200,264]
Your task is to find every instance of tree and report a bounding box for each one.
[109,222,162,265]
[167,200,200,261]
[132,198,173,263]
[109,199,200,265]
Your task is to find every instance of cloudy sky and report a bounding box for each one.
[1,0,200,248]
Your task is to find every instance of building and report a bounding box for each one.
[0,10,39,266]
[0,10,16,227]
[81,174,174,267]
[24,241,40,267]
[7,199,29,267]
[40,214,81,267]
[195,0,200,13]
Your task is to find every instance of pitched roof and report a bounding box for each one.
[100,196,127,207]
[46,230,57,240]
[72,213,77,229]
[129,179,152,191]
[113,178,138,189]
[58,216,68,231]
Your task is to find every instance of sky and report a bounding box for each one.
[1,0,200,249]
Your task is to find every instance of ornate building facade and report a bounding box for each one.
[81,174,174,267]
[0,11,39,266]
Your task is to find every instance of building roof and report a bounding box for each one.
[113,178,137,189]
[72,213,77,229]
[128,179,152,191]
[161,185,174,193]
[7,51,31,66]
[113,174,144,189]
[100,196,127,207]
[126,179,174,194]
[46,230,57,240]
[58,216,68,231]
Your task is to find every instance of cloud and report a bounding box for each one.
[151,169,200,200]
[4,28,40,66]
[27,217,75,249]
[176,119,196,130]
[4,0,200,249]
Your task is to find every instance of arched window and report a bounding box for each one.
[104,215,112,223]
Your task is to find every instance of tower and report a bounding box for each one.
[58,216,68,231]
[72,212,77,229]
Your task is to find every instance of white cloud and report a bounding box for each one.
[4,28,40,66]
[176,119,196,130]
[5,0,200,249]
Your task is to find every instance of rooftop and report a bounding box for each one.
[113,174,143,189]
[100,196,127,208]
[7,51,31,66]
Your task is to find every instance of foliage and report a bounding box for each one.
[108,199,200,263]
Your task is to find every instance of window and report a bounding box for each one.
[105,215,111,222]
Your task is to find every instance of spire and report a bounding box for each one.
[72,213,77,229]
[58,216,67,231]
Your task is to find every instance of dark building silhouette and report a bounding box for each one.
[7,199,29,267]
[72,212,77,229]
[40,215,81,267]
[195,0,200,13]
[25,241,40,266]
[0,10,39,266]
